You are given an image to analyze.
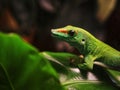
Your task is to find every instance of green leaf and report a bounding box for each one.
[0,32,64,90]
[42,52,83,81]
[42,51,83,67]
[64,80,118,90]
[106,69,120,86]
[0,64,14,90]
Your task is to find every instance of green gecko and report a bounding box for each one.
[51,25,120,71]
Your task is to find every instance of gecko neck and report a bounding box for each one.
[76,37,99,56]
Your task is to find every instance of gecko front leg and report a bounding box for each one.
[78,55,96,70]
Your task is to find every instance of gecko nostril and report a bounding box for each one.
[82,39,85,41]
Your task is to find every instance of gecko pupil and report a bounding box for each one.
[68,30,75,36]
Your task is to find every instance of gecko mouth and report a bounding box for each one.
[52,33,67,41]
[51,33,59,37]
[51,33,63,40]
[51,30,67,38]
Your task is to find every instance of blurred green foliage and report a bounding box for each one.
[0,32,64,90]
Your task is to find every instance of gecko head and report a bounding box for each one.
[51,25,91,48]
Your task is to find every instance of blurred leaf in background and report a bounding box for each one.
[0,32,64,90]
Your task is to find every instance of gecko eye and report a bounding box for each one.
[68,30,75,36]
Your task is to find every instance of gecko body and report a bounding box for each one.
[51,25,120,70]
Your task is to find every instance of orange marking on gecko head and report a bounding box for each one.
[57,29,68,33]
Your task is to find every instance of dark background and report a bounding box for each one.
[0,0,120,53]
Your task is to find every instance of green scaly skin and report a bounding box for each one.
[51,25,120,70]
[51,25,120,86]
